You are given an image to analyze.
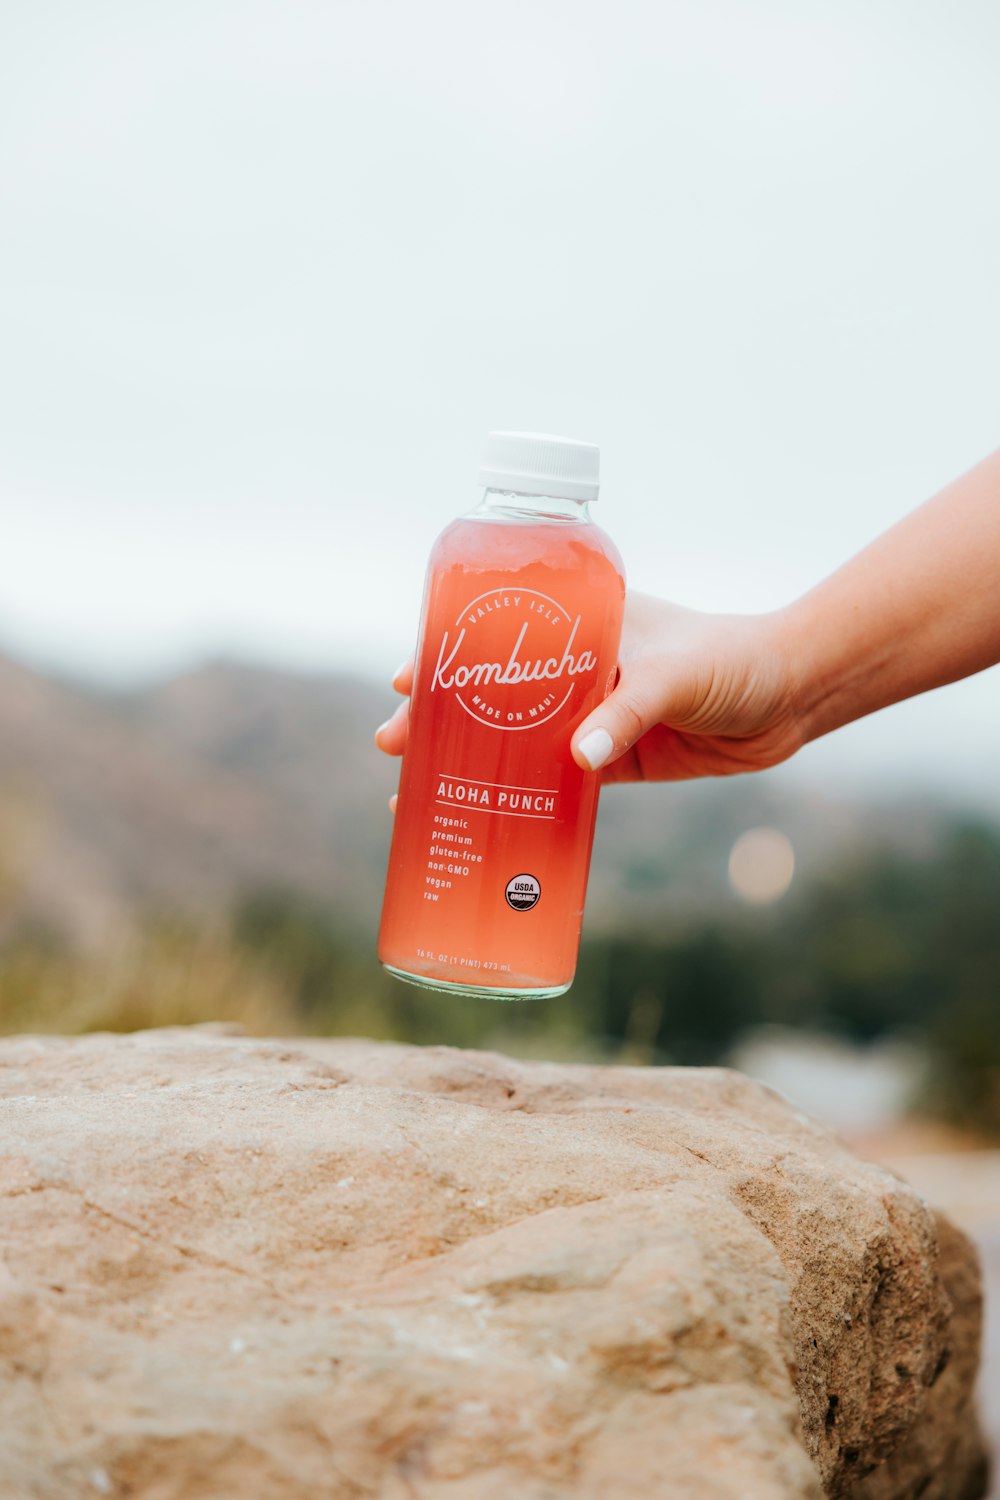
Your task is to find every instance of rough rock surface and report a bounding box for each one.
[0,1026,987,1500]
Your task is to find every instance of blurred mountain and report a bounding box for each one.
[0,654,396,948]
[0,651,985,950]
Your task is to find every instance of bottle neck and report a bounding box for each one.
[474,488,592,523]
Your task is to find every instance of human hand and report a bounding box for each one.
[378,451,1000,788]
[374,660,414,812]
[569,593,803,782]
[375,592,803,788]
[374,660,413,754]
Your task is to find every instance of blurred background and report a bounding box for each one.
[1,0,998,1471]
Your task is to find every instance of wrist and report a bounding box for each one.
[761,600,826,749]
[775,588,888,747]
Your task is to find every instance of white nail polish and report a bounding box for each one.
[577,728,613,771]
[375,719,392,737]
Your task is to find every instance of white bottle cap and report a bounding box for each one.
[479,431,600,503]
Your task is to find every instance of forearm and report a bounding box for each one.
[781,449,1000,744]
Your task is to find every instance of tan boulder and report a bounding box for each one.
[0,1027,987,1499]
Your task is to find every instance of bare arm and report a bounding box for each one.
[786,448,1000,746]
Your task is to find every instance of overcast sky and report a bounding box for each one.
[1,0,998,792]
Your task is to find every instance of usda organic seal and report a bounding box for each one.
[505,873,541,912]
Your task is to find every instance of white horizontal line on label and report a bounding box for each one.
[436,774,559,795]
[434,799,555,821]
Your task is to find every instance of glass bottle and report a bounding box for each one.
[378,431,625,998]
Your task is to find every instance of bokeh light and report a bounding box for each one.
[728,827,795,905]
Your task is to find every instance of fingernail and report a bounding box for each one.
[392,660,410,683]
[577,728,614,771]
[389,793,398,815]
[375,719,391,738]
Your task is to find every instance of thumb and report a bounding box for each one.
[571,661,668,772]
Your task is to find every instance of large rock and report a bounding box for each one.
[0,1027,987,1500]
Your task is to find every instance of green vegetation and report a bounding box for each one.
[1,819,998,1133]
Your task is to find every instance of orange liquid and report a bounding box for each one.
[378,508,625,998]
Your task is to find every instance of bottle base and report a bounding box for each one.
[382,962,570,1002]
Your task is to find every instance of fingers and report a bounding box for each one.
[392,657,414,695]
[376,657,414,761]
[378,660,413,814]
[571,660,665,773]
[374,699,409,756]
